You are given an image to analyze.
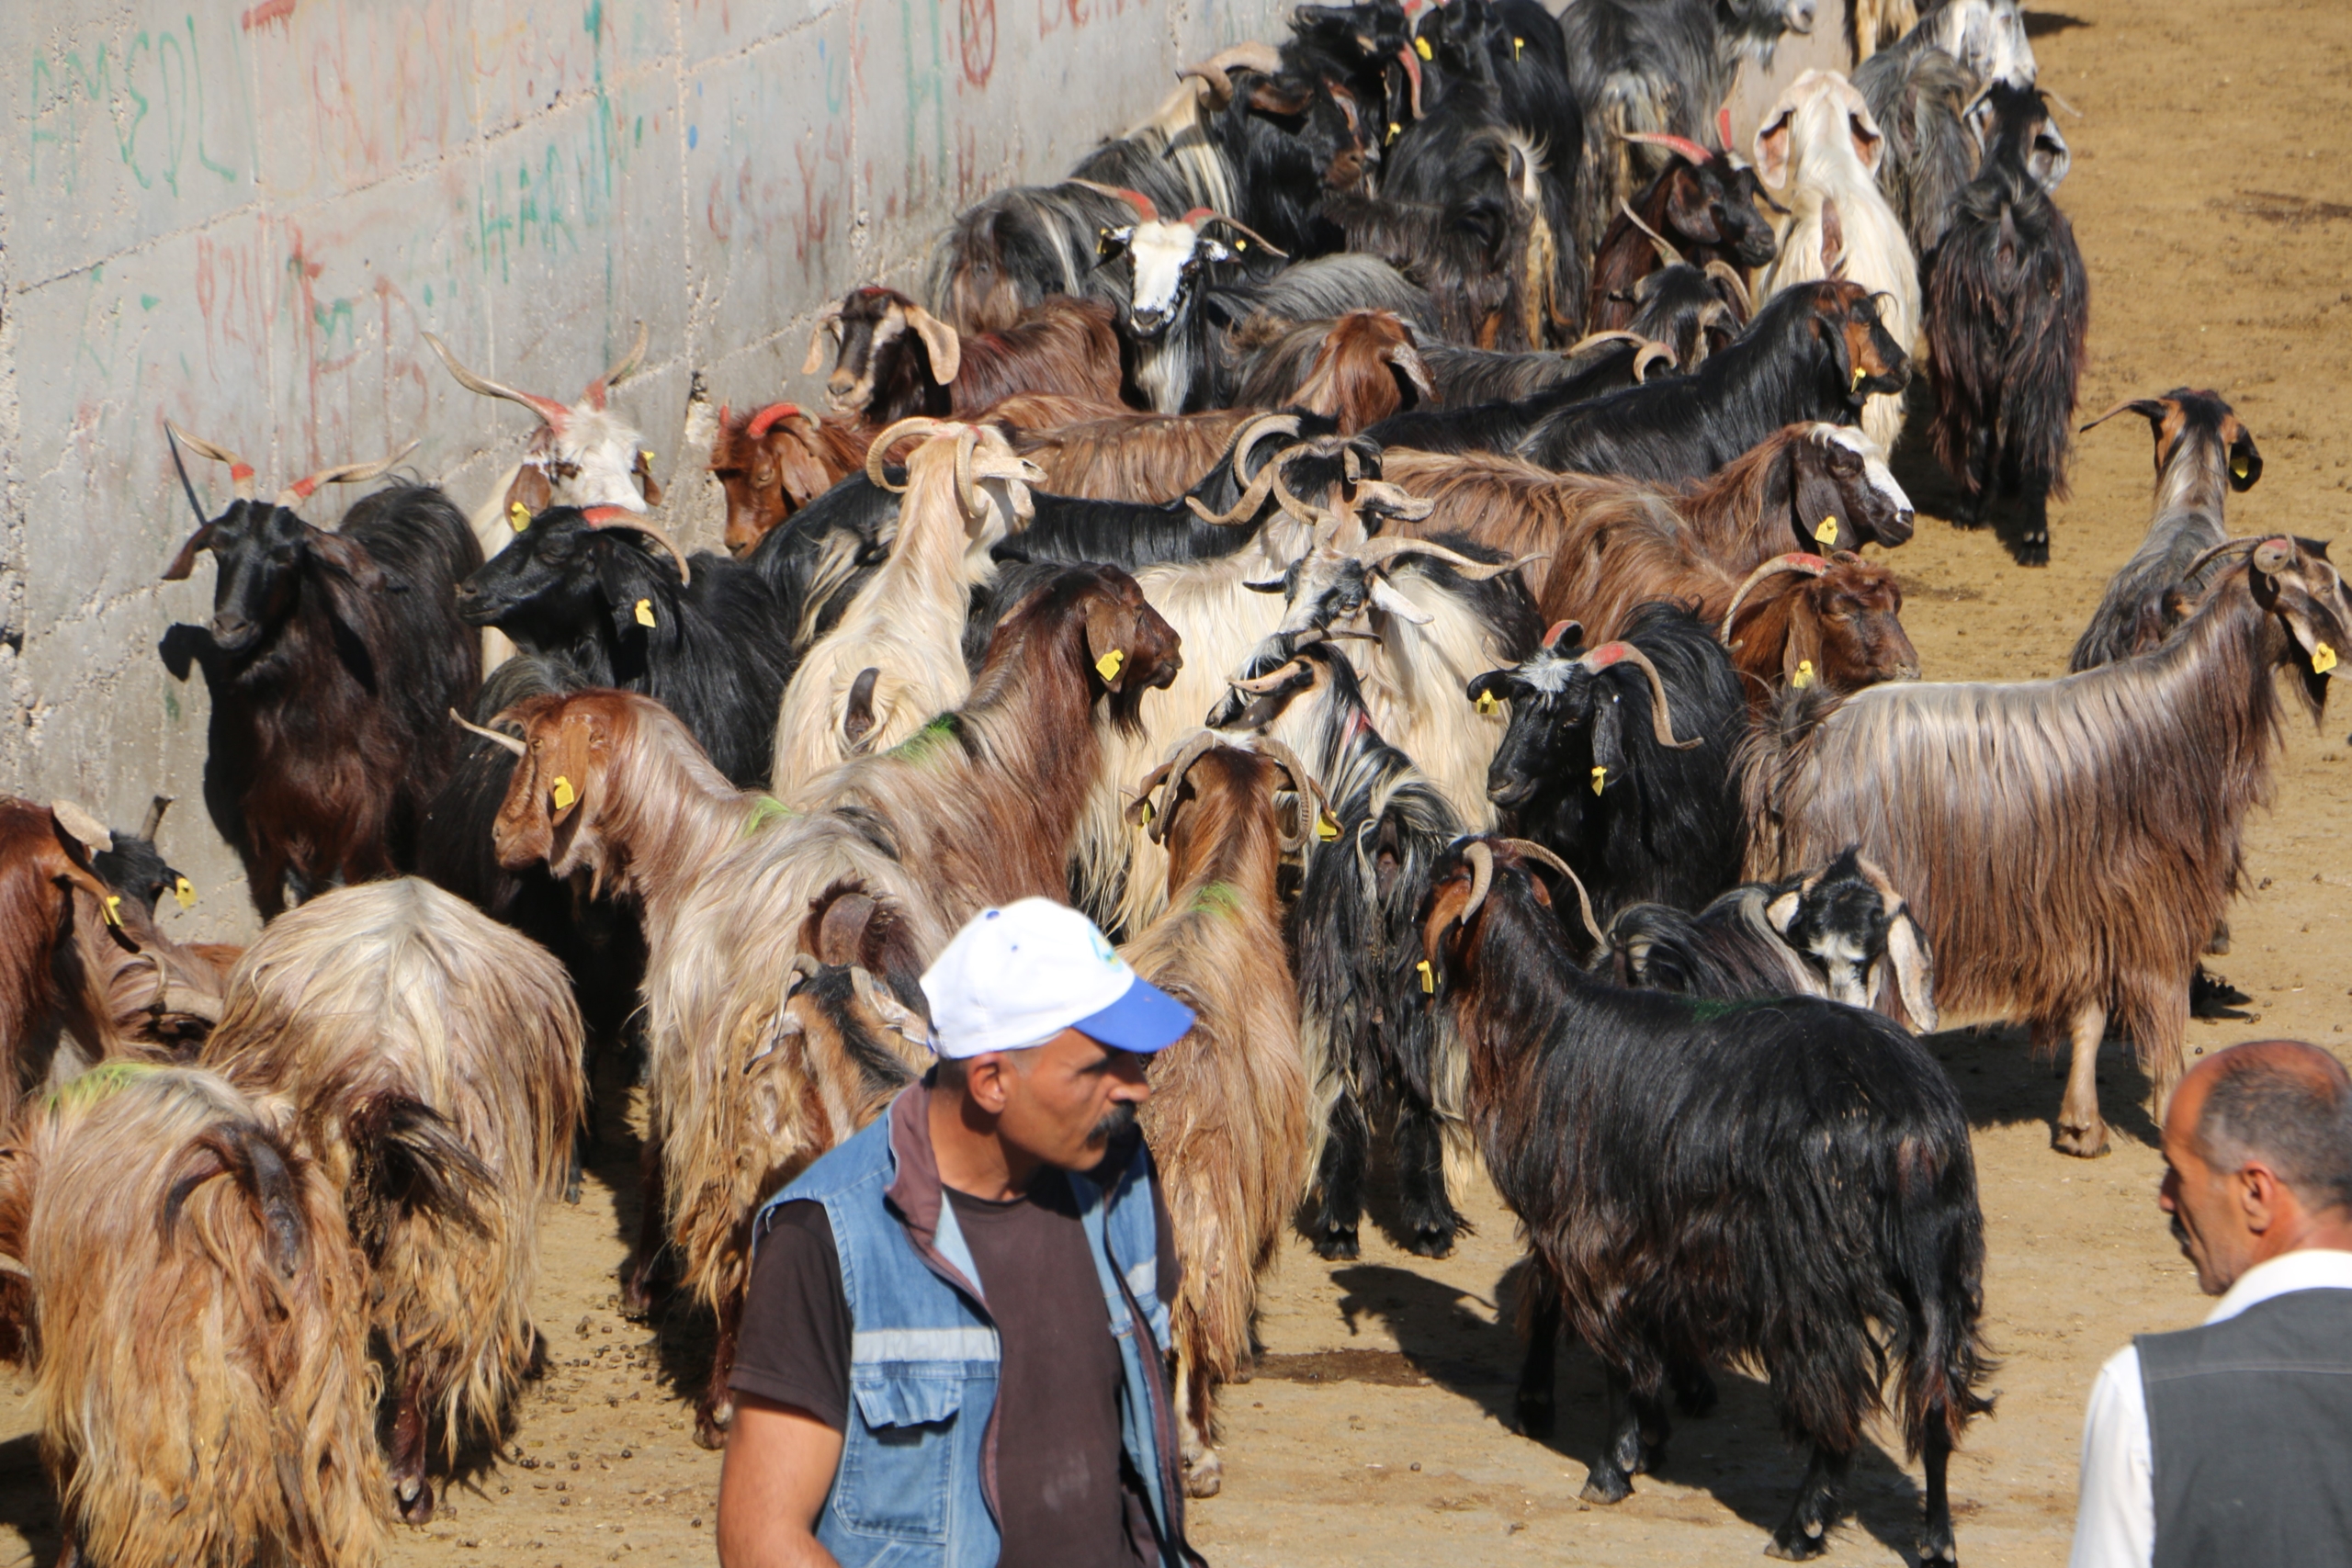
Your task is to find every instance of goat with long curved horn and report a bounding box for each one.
[1616,199,1687,268]
[1126,732,1226,845]
[1498,837,1605,948]
[1622,130,1715,166]
[1183,209,1291,260]
[579,506,693,587]
[1177,40,1284,107]
[583,321,650,409]
[865,416,958,492]
[449,709,528,757]
[1349,536,1532,582]
[423,333,571,426]
[1250,736,1332,853]
[1067,180,1159,223]
[802,299,847,378]
[1719,552,1833,642]
[276,442,420,508]
[1582,640,1702,748]
[165,423,257,501]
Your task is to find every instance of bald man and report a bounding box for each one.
[2069,1040,2352,1568]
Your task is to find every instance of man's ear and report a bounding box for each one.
[961,1052,1012,1114]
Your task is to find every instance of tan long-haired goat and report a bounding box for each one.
[0,1064,386,1568]
[200,878,585,1522]
[1123,738,1315,1499]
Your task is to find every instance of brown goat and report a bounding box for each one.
[1229,310,1437,429]
[200,878,584,1521]
[0,1064,385,1568]
[1122,738,1315,1499]
[808,287,1126,423]
[1720,550,1920,705]
[1742,536,2352,1156]
[1379,423,1916,637]
[708,402,874,556]
[487,564,1183,1444]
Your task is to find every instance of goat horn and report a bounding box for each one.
[866,417,957,491]
[1350,535,1521,580]
[1496,837,1604,949]
[1581,641,1701,748]
[165,423,257,501]
[579,507,693,586]
[746,402,804,439]
[164,423,217,523]
[2182,534,2274,581]
[1067,180,1159,222]
[1132,731,1223,844]
[584,320,650,408]
[1719,552,1833,640]
[1178,40,1283,106]
[1460,839,1496,926]
[1702,259,1753,317]
[139,795,172,842]
[153,976,225,1024]
[1194,210,1291,258]
[1228,656,1306,694]
[1616,198,1685,268]
[275,441,419,508]
[1633,341,1677,383]
[1396,44,1423,121]
[2042,88,2083,118]
[803,299,846,378]
[449,708,527,756]
[1621,130,1713,166]
[1252,736,1329,852]
[1186,454,1286,526]
[1564,330,1645,357]
[422,333,570,426]
[1232,412,1305,482]
[2079,397,2157,433]
[1270,463,1334,536]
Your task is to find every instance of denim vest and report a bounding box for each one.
[757,1086,1186,1568]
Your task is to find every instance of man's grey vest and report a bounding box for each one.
[2137,1287,2352,1568]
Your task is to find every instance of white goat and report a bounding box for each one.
[1753,71,1920,453]
[768,420,1037,802]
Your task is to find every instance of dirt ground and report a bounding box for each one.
[4,0,2349,1562]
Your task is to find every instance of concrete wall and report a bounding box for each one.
[0,0,1286,941]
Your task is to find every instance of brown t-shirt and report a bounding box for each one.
[731,1164,1178,1568]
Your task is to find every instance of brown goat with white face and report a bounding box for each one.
[1720,549,1920,705]
[487,564,1182,1445]
[200,879,585,1523]
[1122,739,1316,1499]
[0,1064,385,1568]
[1745,536,2352,1157]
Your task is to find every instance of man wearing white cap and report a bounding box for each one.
[717,898,1201,1568]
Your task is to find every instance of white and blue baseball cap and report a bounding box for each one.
[920,897,1194,1057]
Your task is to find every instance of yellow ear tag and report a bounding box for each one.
[1590,765,1608,795]
[1095,649,1125,682]
[1139,799,1154,826]
[1475,689,1499,716]
[551,776,577,812]
[101,894,122,928]
[1387,121,1401,142]
[1414,36,1432,60]
[1513,35,1525,58]
[1815,516,1840,546]
[1792,659,1815,689]
[2233,457,2251,480]
[1417,959,1435,994]
[173,875,197,911]
[634,598,657,627]
[2314,642,2338,674]
[1317,809,1340,842]
[1235,238,1247,251]
[508,500,531,532]
[641,448,657,468]
[1852,367,1868,391]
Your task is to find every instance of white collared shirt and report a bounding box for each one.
[2067,1247,2352,1568]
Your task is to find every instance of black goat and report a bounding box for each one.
[1587,138,1778,331]
[1926,82,2088,565]
[87,795,196,922]
[2070,390,2264,672]
[1206,642,1472,1260]
[1363,337,1668,454]
[1419,835,1991,1563]
[457,507,793,788]
[744,468,904,656]
[1470,604,1746,920]
[1516,279,1908,481]
[158,433,481,918]
[1853,41,1978,263]
[1604,845,1937,1029]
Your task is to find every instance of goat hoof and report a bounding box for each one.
[1765,1534,1830,1561]
[1404,1229,1455,1259]
[393,1477,435,1525]
[694,1393,736,1451]
[2052,1122,2111,1159]
[1915,1532,1959,1567]
[1577,1468,1633,1506]
[1312,1227,1360,1261]
[1515,1396,1555,1440]
[1182,1452,1224,1499]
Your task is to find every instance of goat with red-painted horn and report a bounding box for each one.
[0,1064,386,1568]
[1720,549,1920,706]
[200,879,583,1523]
[708,400,876,558]
[1122,739,1314,1498]
[1419,835,1989,1563]
[807,286,1125,424]
[1743,534,2352,1156]
[159,425,482,919]
[489,565,1182,1444]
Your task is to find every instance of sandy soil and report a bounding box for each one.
[3,1,2349,1563]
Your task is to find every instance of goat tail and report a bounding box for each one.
[1882,1118,1997,1460]
[344,1091,498,1258]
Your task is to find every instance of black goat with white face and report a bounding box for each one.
[1470,604,1747,919]
[1207,641,1472,1260]
[457,507,792,788]
[1093,193,1283,413]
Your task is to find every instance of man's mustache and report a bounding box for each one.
[1091,1101,1139,1144]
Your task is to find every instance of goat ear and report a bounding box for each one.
[1818,197,1847,279]
[2227,427,2263,492]
[1790,443,1852,552]
[1817,297,1858,401]
[1764,889,1801,933]
[1589,688,1626,784]
[1782,595,1825,688]
[1662,172,1724,243]
[633,448,664,507]
[594,544,664,642]
[161,525,217,582]
[1847,109,1885,175]
[1083,598,1130,694]
[903,305,963,385]
[842,667,882,750]
[1246,79,1315,118]
[504,460,554,520]
[1880,910,1939,1032]
[1752,109,1793,189]
[803,322,833,378]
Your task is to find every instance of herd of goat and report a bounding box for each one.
[0,1,2338,1564]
